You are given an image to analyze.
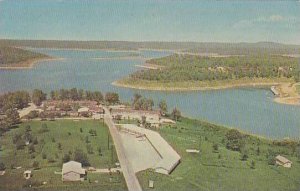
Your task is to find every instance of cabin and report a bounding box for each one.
[62,161,86,182]
[23,170,32,179]
[89,106,105,114]
[275,155,292,168]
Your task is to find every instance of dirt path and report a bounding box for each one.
[103,107,143,191]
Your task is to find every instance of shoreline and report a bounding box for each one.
[273,83,300,106]
[20,46,142,52]
[0,57,65,70]
[113,79,300,106]
[112,80,285,92]
[91,56,145,61]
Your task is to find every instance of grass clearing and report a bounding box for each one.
[0,120,126,191]
[137,118,300,191]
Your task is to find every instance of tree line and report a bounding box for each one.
[0,88,121,134]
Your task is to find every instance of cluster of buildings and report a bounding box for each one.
[41,100,104,118]
[110,105,175,128]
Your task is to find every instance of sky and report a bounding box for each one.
[0,0,299,44]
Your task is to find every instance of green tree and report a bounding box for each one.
[132,93,142,106]
[74,149,90,167]
[57,142,62,150]
[0,162,5,171]
[32,161,39,170]
[86,144,94,154]
[62,154,71,163]
[25,125,31,132]
[69,88,79,100]
[250,160,256,169]
[171,107,181,121]
[213,143,219,153]
[28,144,35,154]
[5,108,20,126]
[296,146,300,162]
[16,139,25,150]
[225,129,244,151]
[93,91,103,103]
[105,92,119,105]
[98,147,102,156]
[32,89,47,106]
[159,100,168,115]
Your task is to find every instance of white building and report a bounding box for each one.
[111,109,161,128]
[275,155,292,168]
[62,161,86,182]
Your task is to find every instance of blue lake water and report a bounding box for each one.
[0,48,299,140]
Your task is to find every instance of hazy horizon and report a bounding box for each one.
[0,0,300,45]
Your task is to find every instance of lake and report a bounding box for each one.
[0,48,299,140]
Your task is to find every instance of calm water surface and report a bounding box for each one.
[0,49,299,139]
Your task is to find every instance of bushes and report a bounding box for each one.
[38,123,49,133]
[62,154,71,163]
[74,149,90,167]
[32,161,39,169]
[86,144,94,154]
[15,139,25,150]
[212,143,219,153]
[225,129,245,151]
[0,162,5,171]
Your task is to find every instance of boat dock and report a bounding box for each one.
[271,86,280,96]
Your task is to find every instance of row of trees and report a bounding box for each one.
[131,93,180,120]
[132,93,154,111]
[130,54,300,82]
[50,88,120,104]
[0,88,121,112]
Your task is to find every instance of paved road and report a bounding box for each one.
[103,107,143,191]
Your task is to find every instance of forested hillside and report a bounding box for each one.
[0,46,49,66]
[130,54,300,82]
[1,39,300,54]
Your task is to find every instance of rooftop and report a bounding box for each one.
[62,161,85,175]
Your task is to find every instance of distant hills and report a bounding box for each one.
[1,39,300,55]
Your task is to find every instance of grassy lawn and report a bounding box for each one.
[137,118,300,191]
[0,120,127,191]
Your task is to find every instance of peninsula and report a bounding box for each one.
[114,54,300,105]
[0,46,54,69]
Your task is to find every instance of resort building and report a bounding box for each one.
[62,161,86,182]
[111,108,161,128]
[119,124,181,175]
[275,155,292,168]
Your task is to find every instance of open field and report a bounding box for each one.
[0,120,126,191]
[137,118,300,191]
